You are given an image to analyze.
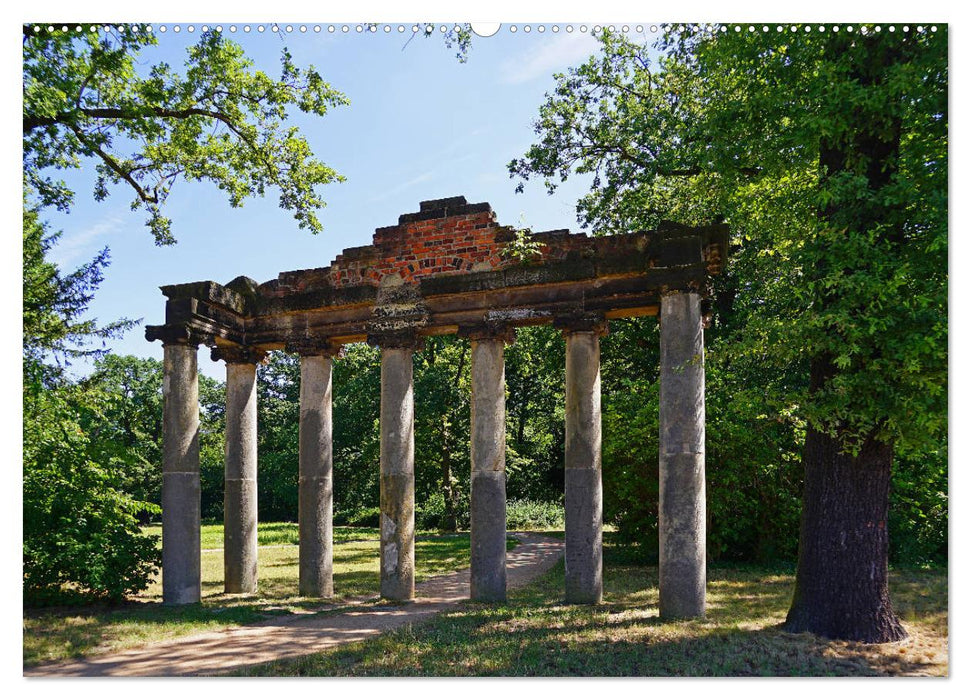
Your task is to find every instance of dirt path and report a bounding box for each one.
[25,532,563,677]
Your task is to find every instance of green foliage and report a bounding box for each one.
[510,26,946,452]
[23,208,160,604]
[504,326,565,501]
[23,206,135,369]
[505,499,564,530]
[332,344,382,518]
[511,26,947,565]
[24,381,161,604]
[336,506,381,528]
[502,215,543,263]
[23,25,347,243]
[889,448,948,567]
[415,491,452,531]
[254,352,301,521]
[415,336,471,530]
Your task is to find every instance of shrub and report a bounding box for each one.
[506,499,564,530]
[336,506,381,528]
[23,382,161,605]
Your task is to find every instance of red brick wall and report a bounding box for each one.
[269,197,600,295]
[327,208,512,287]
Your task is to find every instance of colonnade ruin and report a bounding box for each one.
[146,196,727,618]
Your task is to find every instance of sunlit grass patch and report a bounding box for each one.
[23,524,495,667]
[237,554,947,677]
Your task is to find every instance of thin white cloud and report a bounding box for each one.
[49,215,123,267]
[371,170,435,202]
[500,32,600,85]
[371,150,479,203]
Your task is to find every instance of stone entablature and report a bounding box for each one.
[146,196,728,354]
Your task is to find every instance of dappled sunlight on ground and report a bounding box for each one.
[236,556,947,677]
[24,529,947,677]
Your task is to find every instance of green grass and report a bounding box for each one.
[24,528,947,676]
[236,542,948,677]
[140,521,381,550]
[23,524,516,667]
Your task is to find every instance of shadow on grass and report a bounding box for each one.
[238,555,947,678]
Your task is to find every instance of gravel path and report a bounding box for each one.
[25,532,563,677]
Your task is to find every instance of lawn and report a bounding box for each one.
[236,542,948,677]
[24,527,947,676]
[23,523,510,667]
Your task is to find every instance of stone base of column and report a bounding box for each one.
[224,477,258,593]
[162,471,201,605]
[380,472,415,601]
[659,452,706,619]
[299,474,334,598]
[565,467,603,604]
[470,470,507,602]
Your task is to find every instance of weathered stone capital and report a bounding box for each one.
[366,328,426,351]
[146,323,212,348]
[458,322,516,345]
[658,281,704,298]
[211,345,269,365]
[553,313,608,337]
[285,338,343,358]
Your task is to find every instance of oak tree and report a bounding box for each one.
[510,25,947,642]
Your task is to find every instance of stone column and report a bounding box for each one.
[462,324,515,602]
[558,316,607,605]
[293,341,340,598]
[213,347,264,594]
[371,331,421,602]
[161,340,201,605]
[658,291,706,619]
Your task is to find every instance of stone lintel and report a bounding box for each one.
[458,322,516,344]
[658,278,707,298]
[211,345,269,365]
[366,328,426,351]
[285,338,343,358]
[553,313,609,337]
[145,324,213,348]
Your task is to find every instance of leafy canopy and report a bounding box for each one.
[510,26,947,454]
[23,24,348,244]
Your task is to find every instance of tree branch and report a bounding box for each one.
[67,123,158,204]
[25,105,238,133]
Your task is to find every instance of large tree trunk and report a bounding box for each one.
[783,358,906,643]
[782,32,911,643]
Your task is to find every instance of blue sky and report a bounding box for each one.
[38,24,626,379]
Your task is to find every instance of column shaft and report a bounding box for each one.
[470,339,507,602]
[564,331,603,604]
[161,342,201,605]
[224,362,258,593]
[658,292,706,619]
[379,347,416,601]
[299,355,334,597]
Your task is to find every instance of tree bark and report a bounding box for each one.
[784,364,906,642]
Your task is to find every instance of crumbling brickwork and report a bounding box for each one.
[287,197,520,291]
